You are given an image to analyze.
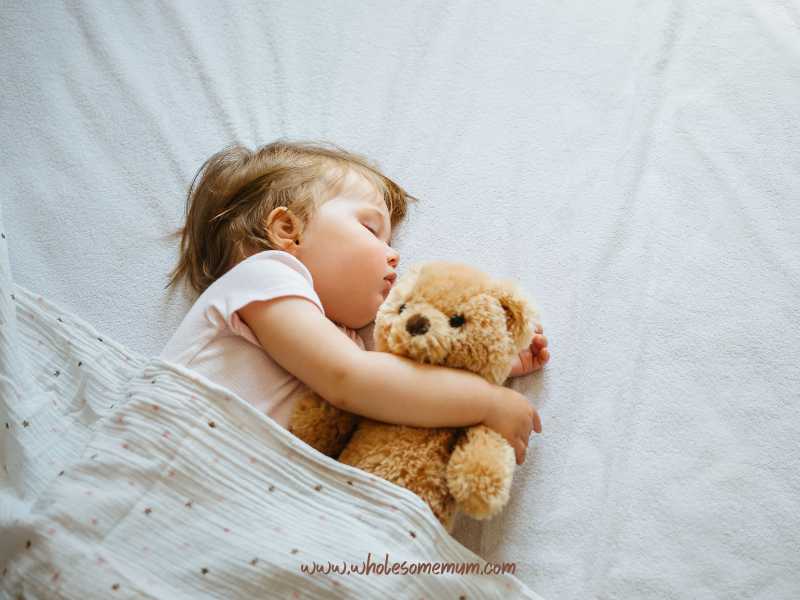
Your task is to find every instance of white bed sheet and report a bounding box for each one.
[2,1,799,598]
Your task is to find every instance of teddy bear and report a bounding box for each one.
[287,260,539,532]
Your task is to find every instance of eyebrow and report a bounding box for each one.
[361,205,392,243]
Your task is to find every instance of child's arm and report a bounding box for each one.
[339,348,541,465]
[239,296,540,464]
[342,349,509,427]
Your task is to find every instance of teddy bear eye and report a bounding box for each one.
[449,314,466,328]
[398,303,406,314]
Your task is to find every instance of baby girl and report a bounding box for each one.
[161,140,549,465]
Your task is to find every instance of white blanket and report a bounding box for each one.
[0,204,542,597]
[2,1,799,598]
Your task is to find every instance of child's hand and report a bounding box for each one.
[508,322,549,377]
[483,386,542,465]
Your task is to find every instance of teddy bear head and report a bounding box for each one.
[373,261,539,385]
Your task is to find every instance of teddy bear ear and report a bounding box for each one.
[490,281,539,350]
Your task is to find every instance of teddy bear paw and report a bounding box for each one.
[445,428,515,520]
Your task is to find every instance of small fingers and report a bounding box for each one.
[522,344,549,371]
[516,440,527,465]
[534,347,550,367]
[519,348,534,372]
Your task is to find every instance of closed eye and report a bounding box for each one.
[363,223,378,236]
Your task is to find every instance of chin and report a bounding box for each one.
[337,296,382,331]
[343,312,376,331]
[354,312,380,331]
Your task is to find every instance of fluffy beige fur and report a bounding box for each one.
[288,261,539,532]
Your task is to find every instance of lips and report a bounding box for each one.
[382,273,396,296]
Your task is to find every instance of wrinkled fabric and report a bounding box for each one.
[0,204,543,598]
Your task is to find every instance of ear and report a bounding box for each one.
[490,281,539,350]
[264,207,303,251]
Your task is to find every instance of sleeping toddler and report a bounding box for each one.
[160,140,549,465]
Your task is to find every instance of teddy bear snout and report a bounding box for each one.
[405,313,430,336]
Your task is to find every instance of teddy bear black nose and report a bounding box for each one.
[405,314,430,336]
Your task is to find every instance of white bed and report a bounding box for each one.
[2,1,799,598]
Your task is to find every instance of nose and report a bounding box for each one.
[405,314,430,336]
[387,247,400,269]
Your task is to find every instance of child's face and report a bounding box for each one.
[295,170,400,329]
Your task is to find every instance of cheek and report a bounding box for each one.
[349,223,376,252]
[360,236,387,264]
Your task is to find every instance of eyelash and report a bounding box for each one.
[363,223,378,236]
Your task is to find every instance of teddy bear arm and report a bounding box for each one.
[288,390,358,457]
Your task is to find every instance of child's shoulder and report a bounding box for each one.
[223,249,309,282]
[203,250,316,300]
[193,249,325,335]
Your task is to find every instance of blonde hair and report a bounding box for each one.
[163,139,418,297]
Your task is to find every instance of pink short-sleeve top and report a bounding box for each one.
[159,250,364,427]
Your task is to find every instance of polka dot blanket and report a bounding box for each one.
[0,208,543,599]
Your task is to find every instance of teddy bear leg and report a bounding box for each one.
[446,425,516,520]
[415,487,456,533]
[339,421,458,531]
[442,506,458,533]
